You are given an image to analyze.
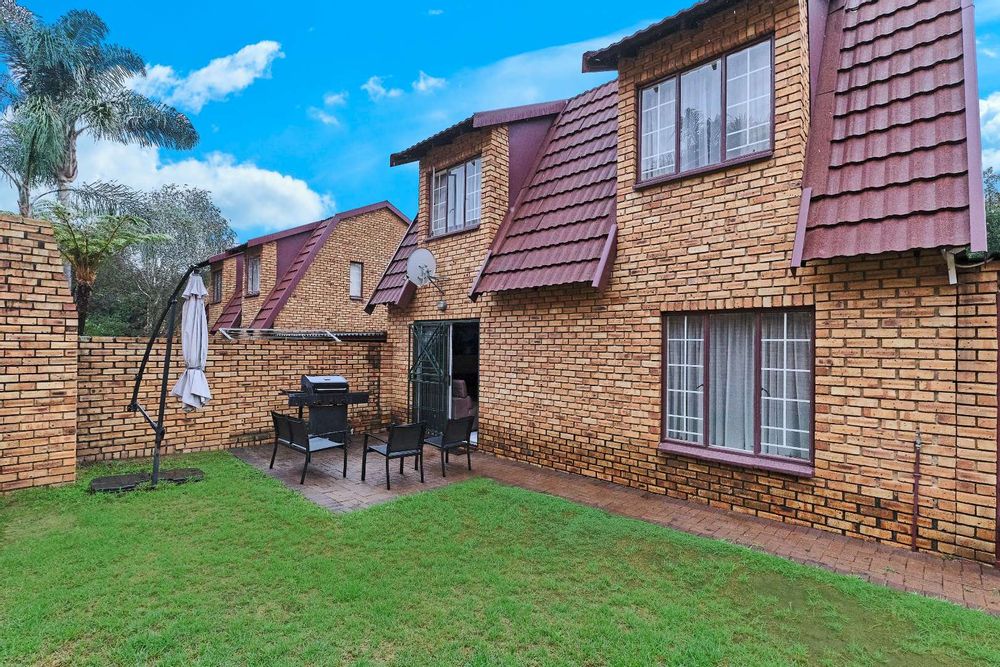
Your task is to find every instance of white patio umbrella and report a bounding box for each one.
[170,273,212,411]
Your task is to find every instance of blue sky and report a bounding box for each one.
[23,1,1000,241]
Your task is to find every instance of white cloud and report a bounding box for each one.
[412,70,446,93]
[981,91,1000,145]
[428,8,444,15]
[131,41,285,113]
[984,148,1000,171]
[307,107,341,126]
[7,138,334,233]
[323,91,348,107]
[361,76,404,101]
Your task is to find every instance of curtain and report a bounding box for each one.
[761,311,812,459]
[680,60,721,171]
[708,313,755,451]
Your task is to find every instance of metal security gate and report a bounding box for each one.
[409,322,450,434]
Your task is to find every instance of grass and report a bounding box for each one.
[1,452,999,666]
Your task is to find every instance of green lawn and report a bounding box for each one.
[1,453,998,666]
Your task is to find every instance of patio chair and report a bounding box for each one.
[423,415,475,477]
[273,413,348,484]
[270,411,292,468]
[361,422,426,490]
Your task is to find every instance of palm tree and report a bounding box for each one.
[0,5,198,212]
[42,201,168,334]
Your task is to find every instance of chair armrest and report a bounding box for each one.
[364,432,389,445]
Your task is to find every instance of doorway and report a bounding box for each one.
[409,319,479,435]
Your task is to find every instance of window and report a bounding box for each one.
[430,157,481,236]
[349,261,363,300]
[639,39,773,182]
[247,255,261,295]
[211,270,222,303]
[663,309,812,461]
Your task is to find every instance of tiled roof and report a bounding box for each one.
[793,0,986,264]
[247,201,410,329]
[470,81,618,297]
[364,216,419,313]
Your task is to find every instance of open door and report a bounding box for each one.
[409,322,450,434]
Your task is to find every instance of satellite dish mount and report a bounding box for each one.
[406,248,447,311]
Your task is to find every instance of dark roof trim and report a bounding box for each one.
[582,0,739,72]
[390,100,567,166]
[206,201,410,265]
[591,223,618,290]
[961,0,987,252]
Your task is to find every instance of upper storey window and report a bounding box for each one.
[639,38,773,183]
[430,157,481,236]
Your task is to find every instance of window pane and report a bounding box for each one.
[680,61,721,171]
[640,79,676,179]
[446,165,465,233]
[465,158,481,225]
[349,262,363,299]
[708,313,755,451]
[431,172,448,235]
[664,315,704,443]
[726,41,772,160]
[248,257,260,294]
[760,311,813,460]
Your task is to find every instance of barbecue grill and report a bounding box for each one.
[285,374,369,436]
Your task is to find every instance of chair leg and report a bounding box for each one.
[414,455,418,470]
[301,452,309,485]
[441,447,446,477]
[467,445,472,471]
[419,449,424,483]
[342,445,348,478]
[270,438,278,469]
[399,457,404,474]
[385,456,391,491]
[361,448,367,481]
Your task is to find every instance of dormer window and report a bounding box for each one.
[639,38,772,183]
[430,157,481,237]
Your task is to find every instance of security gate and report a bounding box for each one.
[409,322,450,434]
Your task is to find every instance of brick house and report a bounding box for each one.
[366,0,998,564]
[206,201,409,334]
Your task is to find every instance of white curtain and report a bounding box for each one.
[680,60,721,171]
[709,313,755,451]
[761,312,812,459]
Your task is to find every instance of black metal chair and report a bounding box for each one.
[361,422,426,490]
[423,416,475,477]
[270,411,292,469]
[271,413,348,484]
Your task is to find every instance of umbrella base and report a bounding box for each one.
[89,468,204,493]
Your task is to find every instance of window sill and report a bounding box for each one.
[634,150,773,191]
[245,292,259,298]
[426,225,481,242]
[350,297,362,302]
[658,440,813,477]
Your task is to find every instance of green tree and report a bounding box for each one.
[42,201,167,334]
[91,185,236,335]
[984,167,999,256]
[0,4,198,213]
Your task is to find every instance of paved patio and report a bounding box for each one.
[233,442,1000,615]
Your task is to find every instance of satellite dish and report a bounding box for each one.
[406,248,437,287]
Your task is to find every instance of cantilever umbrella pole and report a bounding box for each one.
[151,295,179,488]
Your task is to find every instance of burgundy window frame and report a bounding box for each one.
[660,308,816,472]
[349,261,364,301]
[636,35,775,188]
[246,253,261,296]
[211,269,223,304]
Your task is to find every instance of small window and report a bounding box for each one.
[349,261,363,300]
[639,38,773,182]
[211,270,222,303]
[430,157,481,236]
[247,255,261,295]
[663,309,812,461]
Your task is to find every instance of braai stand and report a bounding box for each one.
[285,375,369,438]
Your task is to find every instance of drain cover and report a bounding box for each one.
[89,473,151,493]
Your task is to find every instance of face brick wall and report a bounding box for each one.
[276,209,407,331]
[0,215,78,491]
[376,0,1000,563]
[77,337,387,462]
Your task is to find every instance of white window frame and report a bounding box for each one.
[430,157,481,236]
[247,255,261,295]
[349,261,363,300]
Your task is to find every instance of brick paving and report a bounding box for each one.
[233,443,1000,615]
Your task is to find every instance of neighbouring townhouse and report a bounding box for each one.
[366,0,998,564]
[208,201,409,334]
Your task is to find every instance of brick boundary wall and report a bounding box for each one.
[0,215,78,492]
[77,337,387,462]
